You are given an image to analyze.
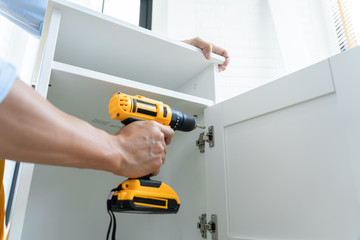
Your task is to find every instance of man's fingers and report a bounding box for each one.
[193,37,213,60]
[212,46,229,71]
[151,169,160,176]
[183,37,229,71]
[212,45,229,59]
[158,124,174,145]
[202,43,213,60]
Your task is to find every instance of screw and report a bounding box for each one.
[211,215,215,220]
[212,235,216,240]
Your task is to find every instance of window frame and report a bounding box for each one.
[139,0,153,30]
[101,0,153,30]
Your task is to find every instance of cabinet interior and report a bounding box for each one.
[18,1,221,239]
[42,1,224,133]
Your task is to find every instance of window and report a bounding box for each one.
[347,0,360,42]
[331,0,357,51]
[67,0,152,29]
[102,0,141,26]
[103,0,152,29]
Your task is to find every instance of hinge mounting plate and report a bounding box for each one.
[196,126,214,153]
[197,213,218,239]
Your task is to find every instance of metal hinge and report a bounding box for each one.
[196,126,214,153]
[197,214,217,240]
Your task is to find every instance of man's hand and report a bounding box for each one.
[183,37,229,72]
[0,79,174,179]
[111,121,174,178]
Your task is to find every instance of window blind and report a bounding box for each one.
[331,0,357,51]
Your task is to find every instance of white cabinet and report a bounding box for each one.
[9,1,360,240]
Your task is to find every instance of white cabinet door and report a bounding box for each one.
[204,52,360,240]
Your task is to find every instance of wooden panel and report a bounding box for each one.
[224,93,360,239]
[206,48,360,239]
[222,59,335,127]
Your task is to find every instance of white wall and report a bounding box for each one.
[268,0,339,74]
[153,0,340,102]
[154,0,285,102]
[347,0,360,43]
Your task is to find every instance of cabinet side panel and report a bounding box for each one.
[35,9,61,97]
[177,64,217,101]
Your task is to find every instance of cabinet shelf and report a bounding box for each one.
[47,0,224,91]
[47,61,213,133]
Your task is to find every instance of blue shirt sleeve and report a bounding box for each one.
[0,59,17,104]
[0,0,48,37]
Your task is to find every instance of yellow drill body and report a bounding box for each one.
[107,92,203,216]
[109,92,199,132]
[109,92,172,127]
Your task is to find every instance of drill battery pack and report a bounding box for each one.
[107,176,180,214]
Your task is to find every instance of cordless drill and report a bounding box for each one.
[107,92,203,216]
[108,92,205,131]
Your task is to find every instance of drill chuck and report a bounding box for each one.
[169,108,196,132]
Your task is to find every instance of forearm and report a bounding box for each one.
[0,79,117,172]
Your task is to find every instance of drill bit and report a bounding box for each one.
[196,124,206,129]
[193,115,205,129]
